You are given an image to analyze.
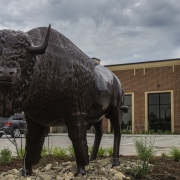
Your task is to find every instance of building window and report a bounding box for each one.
[148,93,171,132]
[122,94,132,131]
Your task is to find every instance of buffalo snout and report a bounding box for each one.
[0,67,18,87]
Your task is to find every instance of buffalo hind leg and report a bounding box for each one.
[89,120,103,161]
[22,114,48,176]
[67,116,89,176]
[109,107,122,167]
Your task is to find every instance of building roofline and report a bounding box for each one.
[104,58,180,67]
[104,58,180,72]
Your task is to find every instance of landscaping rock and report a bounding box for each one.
[0,157,152,180]
[45,163,52,171]
[12,168,19,174]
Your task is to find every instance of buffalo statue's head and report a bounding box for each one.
[0,25,51,117]
[0,25,51,88]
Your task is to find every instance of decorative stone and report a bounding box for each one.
[56,176,64,180]
[68,172,74,177]
[45,163,52,171]
[51,166,63,171]
[101,178,108,180]
[12,169,19,174]
[26,177,32,180]
[4,174,14,180]
[38,174,53,180]
[62,161,71,166]
[19,176,26,180]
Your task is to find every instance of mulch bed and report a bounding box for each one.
[0,155,180,180]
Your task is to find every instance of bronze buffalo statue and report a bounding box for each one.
[0,25,128,176]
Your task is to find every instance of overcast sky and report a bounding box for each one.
[1,0,180,65]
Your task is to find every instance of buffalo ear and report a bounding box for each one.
[28,24,51,55]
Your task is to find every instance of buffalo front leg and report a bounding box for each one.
[22,114,48,176]
[67,115,89,176]
[89,120,103,161]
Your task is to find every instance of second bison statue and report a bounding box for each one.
[0,25,128,176]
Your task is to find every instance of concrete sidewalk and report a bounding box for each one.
[48,133,180,138]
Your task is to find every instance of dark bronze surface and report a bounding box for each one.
[0,25,128,176]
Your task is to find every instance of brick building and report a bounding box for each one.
[103,58,180,134]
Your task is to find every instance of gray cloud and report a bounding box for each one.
[0,0,180,65]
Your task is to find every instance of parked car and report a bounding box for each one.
[0,117,9,137]
[3,113,26,138]
[2,113,49,138]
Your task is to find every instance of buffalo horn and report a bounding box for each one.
[28,24,51,55]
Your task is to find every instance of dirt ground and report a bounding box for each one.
[0,155,180,180]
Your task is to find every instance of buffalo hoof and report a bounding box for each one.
[112,158,120,167]
[74,167,86,176]
[21,168,33,177]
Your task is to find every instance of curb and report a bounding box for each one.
[48,133,180,138]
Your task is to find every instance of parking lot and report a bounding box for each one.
[0,133,180,156]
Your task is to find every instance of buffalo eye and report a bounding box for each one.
[9,72,15,76]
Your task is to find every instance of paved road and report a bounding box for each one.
[0,134,180,156]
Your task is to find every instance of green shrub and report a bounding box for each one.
[67,145,75,157]
[142,131,148,134]
[88,146,93,155]
[132,161,151,178]
[16,146,25,159]
[0,148,12,164]
[51,147,66,157]
[133,136,156,161]
[97,146,107,157]
[157,129,163,134]
[134,131,139,134]
[106,146,113,156]
[106,131,111,134]
[41,146,49,157]
[161,152,168,158]
[173,131,179,134]
[169,146,180,161]
[132,136,155,177]
[121,130,126,134]
[121,130,132,134]
[165,130,170,134]
[149,129,154,134]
